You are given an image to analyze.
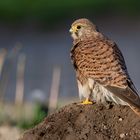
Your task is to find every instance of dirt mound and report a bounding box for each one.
[20,103,140,140]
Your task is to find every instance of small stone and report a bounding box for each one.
[102,124,107,130]
[119,118,123,121]
[120,133,125,138]
[46,124,50,129]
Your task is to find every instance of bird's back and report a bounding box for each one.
[71,35,128,86]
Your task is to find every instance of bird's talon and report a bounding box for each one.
[81,99,93,105]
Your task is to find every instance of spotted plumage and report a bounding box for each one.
[70,18,140,116]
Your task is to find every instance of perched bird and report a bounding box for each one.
[69,18,140,116]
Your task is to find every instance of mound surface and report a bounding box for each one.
[20,103,140,140]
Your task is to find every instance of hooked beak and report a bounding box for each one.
[69,28,73,33]
[69,26,77,33]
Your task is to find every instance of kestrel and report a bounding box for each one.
[69,18,140,116]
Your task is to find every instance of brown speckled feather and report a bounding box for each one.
[71,36,128,87]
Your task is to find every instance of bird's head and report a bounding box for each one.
[69,18,98,40]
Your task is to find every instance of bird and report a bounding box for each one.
[69,18,140,116]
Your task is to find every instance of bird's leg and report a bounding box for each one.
[81,97,93,105]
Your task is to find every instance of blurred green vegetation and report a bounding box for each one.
[0,0,139,24]
[17,104,48,129]
[0,103,48,130]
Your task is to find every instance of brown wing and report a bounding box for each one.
[71,37,140,108]
[106,83,140,108]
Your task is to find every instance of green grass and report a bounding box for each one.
[17,103,48,129]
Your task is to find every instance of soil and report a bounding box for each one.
[20,103,140,140]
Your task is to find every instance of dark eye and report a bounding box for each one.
[77,25,81,29]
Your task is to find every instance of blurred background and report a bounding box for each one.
[0,0,140,139]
